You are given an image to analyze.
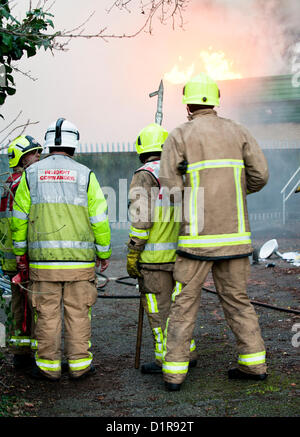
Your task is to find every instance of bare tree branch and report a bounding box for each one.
[107,0,189,34]
[11,65,38,82]
[0,0,190,48]
[0,111,23,134]
[0,118,40,152]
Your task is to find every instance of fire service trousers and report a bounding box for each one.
[139,268,197,366]
[163,256,267,384]
[29,279,98,379]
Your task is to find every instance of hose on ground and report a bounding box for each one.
[97,274,300,314]
[97,274,139,299]
[202,287,300,315]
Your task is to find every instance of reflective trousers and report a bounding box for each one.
[163,256,267,384]
[139,268,197,365]
[29,279,98,379]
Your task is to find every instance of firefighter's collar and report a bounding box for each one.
[145,155,161,163]
[188,108,217,120]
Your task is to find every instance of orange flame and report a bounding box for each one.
[164,50,242,84]
[164,56,195,85]
[199,50,242,81]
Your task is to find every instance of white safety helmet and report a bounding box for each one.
[44,118,80,153]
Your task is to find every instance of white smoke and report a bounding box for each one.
[188,0,300,76]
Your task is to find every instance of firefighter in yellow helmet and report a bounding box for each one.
[0,135,42,369]
[127,123,197,374]
[11,118,111,381]
[159,73,269,391]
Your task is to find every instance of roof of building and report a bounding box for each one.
[218,74,300,124]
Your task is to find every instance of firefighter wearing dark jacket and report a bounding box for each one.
[127,123,197,374]
[159,73,269,391]
[0,135,42,369]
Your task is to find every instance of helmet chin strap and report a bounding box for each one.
[186,105,193,120]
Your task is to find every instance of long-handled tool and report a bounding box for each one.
[135,295,144,369]
[133,81,164,369]
[149,80,164,126]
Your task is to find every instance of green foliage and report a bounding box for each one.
[245,385,280,395]
[0,0,56,107]
[0,394,27,417]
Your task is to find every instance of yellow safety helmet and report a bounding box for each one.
[135,123,168,156]
[182,73,220,106]
[8,135,43,168]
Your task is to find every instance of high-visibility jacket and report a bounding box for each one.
[0,170,22,272]
[129,160,180,264]
[159,108,269,259]
[11,154,111,278]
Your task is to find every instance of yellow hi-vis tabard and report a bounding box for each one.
[0,172,22,272]
[11,154,111,270]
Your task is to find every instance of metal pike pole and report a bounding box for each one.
[149,79,164,126]
[134,80,164,369]
[135,295,144,369]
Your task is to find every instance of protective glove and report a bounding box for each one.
[127,249,142,278]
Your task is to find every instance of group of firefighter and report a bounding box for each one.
[0,73,269,391]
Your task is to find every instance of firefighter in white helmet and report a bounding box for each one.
[11,118,111,381]
[0,135,42,369]
[159,73,269,391]
[127,123,197,374]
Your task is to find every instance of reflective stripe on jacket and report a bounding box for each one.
[179,158,250,249]
[11,154,111,270]
[129,160,180,264]
[159,108,269,259]
[0,172,22,272]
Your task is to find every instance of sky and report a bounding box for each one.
[1,0,300,147]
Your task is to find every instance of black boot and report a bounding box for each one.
[13,354,35,370]
[61,361,69,373]
[228,368,268,381]
[189,359,197,368]
[141,362,162,374]
[165,382,181,391]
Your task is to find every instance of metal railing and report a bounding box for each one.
[249,211,282,222]
[280,166,300,224]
